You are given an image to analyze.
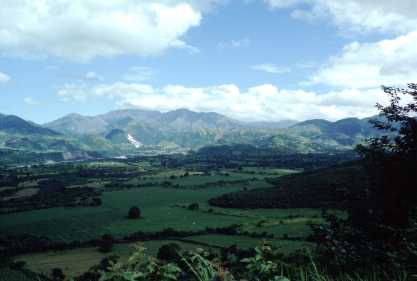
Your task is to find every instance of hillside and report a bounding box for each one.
[0,114,59,136]
[209,162,368,209]
[0,114,102,165]
[263,117,380,152]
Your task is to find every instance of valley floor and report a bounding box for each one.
[0,158,344,279]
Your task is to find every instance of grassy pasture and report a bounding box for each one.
[0,186,260,241]
[182,234,314,254]
[15,240,198,278]
[125,168,298,189]
[0,187,320,243]
[0,268,44,281]
[15,235,313,278]
[1,164,325,278]
[4,188,39,200]
[0,167,319,242]
[0,186,15,191]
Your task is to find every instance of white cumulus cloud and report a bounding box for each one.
[0,71,10,83]
[309,31,417,89]
[0,1,203,61]
[57,82,387,121]
[266,0,417,35]
[252,64,291,74]
[265,1,417,90]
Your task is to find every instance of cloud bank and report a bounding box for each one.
[309,31,417,89]
[266,0,417,34]
[0,1,205,61]
[57,82,387,121]
[266,0,417,105]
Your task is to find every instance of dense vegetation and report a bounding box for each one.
[308,84,417,273]
[209,161,366,209]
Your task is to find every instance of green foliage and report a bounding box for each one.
[241,243,288,281]
[355,84,417,228]
[95,243,408,281]
[210,162,365,209]
[181,248,230,281]
[99,244,181,281]
[309,84,417,274]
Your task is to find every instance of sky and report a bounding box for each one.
[0,0,417,124]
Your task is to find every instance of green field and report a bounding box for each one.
[14,240,199,277]
[13,235,314,278]
[0,268,47,281]
[2,186,255,241]
[182,234,313,253]
[0,163,325,278]
[0,185,319,242]
[0,168,306,242]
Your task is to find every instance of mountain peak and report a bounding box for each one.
[0,114,59,136]
[294,119,332,128]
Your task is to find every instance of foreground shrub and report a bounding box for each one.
[97,234,114,253]
[99,244,181,281]
[95,242,408,281]
[157,243,181,262]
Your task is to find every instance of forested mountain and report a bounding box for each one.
[0,109,383,164]
[263,117,380,153]
[0,113,59,136]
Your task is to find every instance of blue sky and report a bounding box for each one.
[0,0,416,123]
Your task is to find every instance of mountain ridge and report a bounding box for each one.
[0,109,383,164]
[0,114,60,136]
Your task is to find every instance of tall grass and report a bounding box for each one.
[96,244,410,281]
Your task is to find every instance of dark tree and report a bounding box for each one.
[310,84,417,271]
[98,234,114,253]
[51,267,66,281]
[356,83,417,228]
[128,206,141,219]
[74,271,100,281]
[187,203,199,211]
[99,255,120,271]
[92,197,102,206]
[10,261,26,270]
[157,243,181,261]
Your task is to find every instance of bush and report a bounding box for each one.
[157,243,181,262]
[10,261,26,270]
[51,267,65,281]
[98,234,114,253]
[187,203,199,211]
[128,206,141,219]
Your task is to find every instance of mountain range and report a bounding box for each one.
[0,108,380,164]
